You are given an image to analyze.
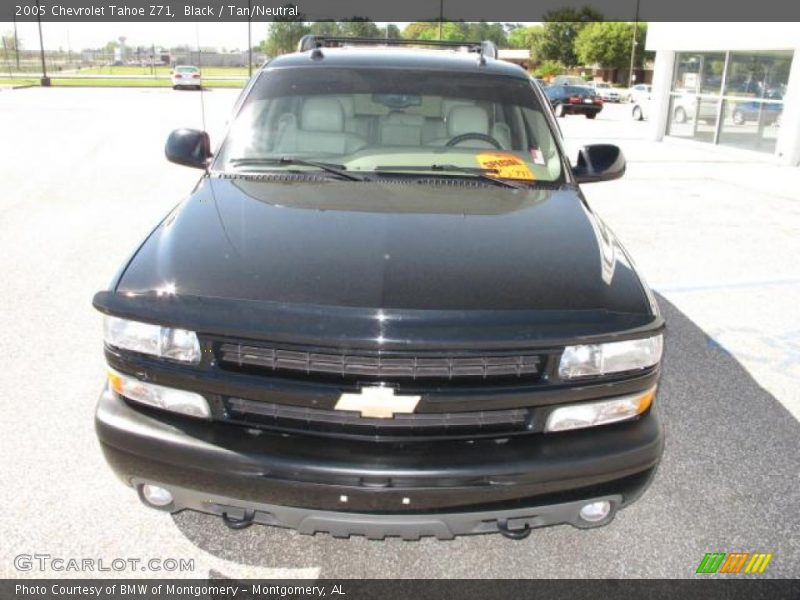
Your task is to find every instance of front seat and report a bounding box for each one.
[428,105,499,149]
[273,97,367,156]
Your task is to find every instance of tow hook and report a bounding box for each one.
[222,510,255,530]
[497,518,532,540]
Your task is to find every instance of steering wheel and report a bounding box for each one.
[445,132,503,149]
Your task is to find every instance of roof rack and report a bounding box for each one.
[296,36,498,61]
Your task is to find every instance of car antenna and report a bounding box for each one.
[195,23,208,168]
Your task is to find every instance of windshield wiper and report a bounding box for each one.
[374,164,527,190]
[228,157,366,182]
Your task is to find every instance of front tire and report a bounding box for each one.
[555,104,565,118]
[632,106,643,121]
[673,106,687,123]
[586,113,597,119]
[732,110,745,125]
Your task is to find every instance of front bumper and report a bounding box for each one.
[96,385,664,539]
[564,104,603,114]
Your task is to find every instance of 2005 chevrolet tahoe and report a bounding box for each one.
[93,37,665,540]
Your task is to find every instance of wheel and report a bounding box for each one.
[632,106,643,121]
[732,110,745,125]
[585,113,596,119]
[673,106,687,123]
[172,85,177,90]
[554,103,565,118]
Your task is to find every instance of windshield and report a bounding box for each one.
[215,67,563,183]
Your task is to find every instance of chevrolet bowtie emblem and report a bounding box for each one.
[335,386,421,419]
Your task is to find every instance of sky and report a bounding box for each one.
[0,21,417,52]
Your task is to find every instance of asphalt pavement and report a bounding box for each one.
[0,89,797,579]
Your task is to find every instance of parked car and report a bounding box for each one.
[94,36,664,541]
[729,87,784,126]
[544,84,604,118]
[589,82,622,103]
[632,99,649,121]
[628,84,652,104]
[552,75,589,87]
[731,100,783,126]
[171,65,201,90]
[671,92,718,124]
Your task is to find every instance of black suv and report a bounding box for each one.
[94,37,664,540]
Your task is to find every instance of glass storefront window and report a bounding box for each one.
[672,52,726,95]
[667,52,725,141]
[667,95,719,142]
[724,51,792,98]
[667,49,793,155]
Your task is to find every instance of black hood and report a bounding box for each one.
[116,176,651,316]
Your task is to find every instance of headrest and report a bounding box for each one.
[335,96,355,118]
[441,99,473,118]
[383,112,425,126]
[301,97,344,132]
[447,105,489,137]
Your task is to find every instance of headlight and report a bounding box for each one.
[545,386,656,432]
[107,369,210,419]
[558,334,662,379]
[103,316,201,364]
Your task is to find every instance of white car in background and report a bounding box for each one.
[632,98,649,121]
[628,84,652,104]
[589,82,622,103]
[171,65,202,90]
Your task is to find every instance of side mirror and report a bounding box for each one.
[165,129,211,169]
[573,144,626,184]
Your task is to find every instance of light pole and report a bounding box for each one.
[627,0,640,87]
[13,11,20,70]
[438,0,444,40]
[247,0,252,77]
[35,0,49,86]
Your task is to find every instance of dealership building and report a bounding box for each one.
[646,23,800,165]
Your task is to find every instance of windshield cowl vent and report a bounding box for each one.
[216,173,331,184]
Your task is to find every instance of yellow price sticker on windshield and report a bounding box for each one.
[475,152,536,181]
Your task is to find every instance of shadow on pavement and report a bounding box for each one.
[172,294,800,578]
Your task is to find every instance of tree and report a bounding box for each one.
[535,8,603,68]
[2,31,21,52]
[418,22,469,41]
[533,60,563,80]
[403,21,467,41]
[339,18,381,38]
[308,21,341,36]
[464,22,507,47]
[506,24,543,60]
[382,24,402,39]
[575,22,648,70]
[402,22,435,39]
[262,10,309,57]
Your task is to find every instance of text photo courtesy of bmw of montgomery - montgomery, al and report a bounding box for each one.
[1,1,799,595]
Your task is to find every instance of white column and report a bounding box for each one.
[648,50,675,142]
[775,49,800,166]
